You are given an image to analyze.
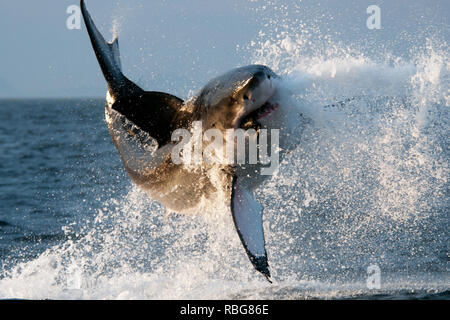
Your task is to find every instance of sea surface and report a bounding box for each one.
[0,94,447,300]
[0,22,449,299]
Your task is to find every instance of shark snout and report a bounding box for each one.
[245,74,277,114]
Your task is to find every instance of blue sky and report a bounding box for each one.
[0,0,448,98]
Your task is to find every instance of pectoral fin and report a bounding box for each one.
[231,176,271,282]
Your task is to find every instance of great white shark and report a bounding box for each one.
[81,0,305,281]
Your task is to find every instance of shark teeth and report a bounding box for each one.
[256,102,279,119]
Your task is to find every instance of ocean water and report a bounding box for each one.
[0,6,449,299]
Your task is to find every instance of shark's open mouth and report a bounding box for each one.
[255,101,279,119]
[240,100,279,130]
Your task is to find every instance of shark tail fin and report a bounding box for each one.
[80,0,141,97]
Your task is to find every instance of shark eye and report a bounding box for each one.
[243,95,249,100]
[267,74,271,79]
